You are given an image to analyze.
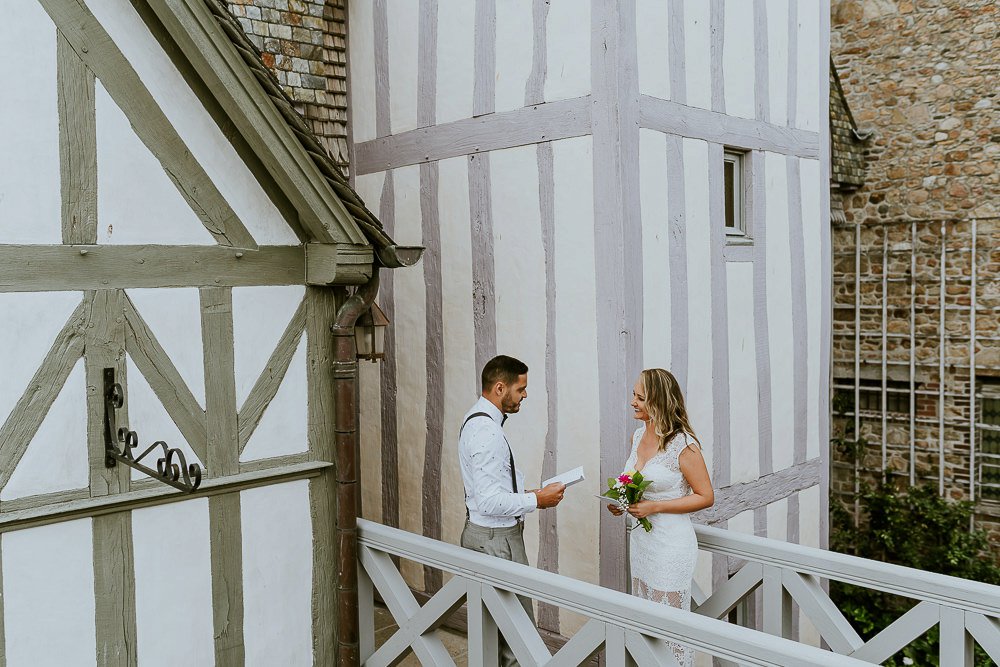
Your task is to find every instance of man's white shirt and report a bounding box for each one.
[459,396,537,528]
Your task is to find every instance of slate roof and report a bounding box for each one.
[205,0,416,267]
[830,61,868,191]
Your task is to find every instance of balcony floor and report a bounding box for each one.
[374,603,469,665]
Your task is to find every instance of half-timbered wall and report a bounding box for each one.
[350,0,831,641]
[0,1,347,663]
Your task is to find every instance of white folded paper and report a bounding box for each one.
[542,466,585,488]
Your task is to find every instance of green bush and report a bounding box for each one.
[830,480,1000,666]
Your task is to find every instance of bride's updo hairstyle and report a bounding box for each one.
[640,368,698,451]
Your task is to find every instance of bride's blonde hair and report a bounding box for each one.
[640,368,698,451]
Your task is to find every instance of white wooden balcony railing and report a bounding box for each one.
[357,519,868,666]
[691,523,1000,666]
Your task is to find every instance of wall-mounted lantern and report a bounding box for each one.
[355,302,389,361]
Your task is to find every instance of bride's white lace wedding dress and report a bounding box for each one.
[623,423,699,667]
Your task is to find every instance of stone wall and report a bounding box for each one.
[228,0,349,170]
[830,0,1000,544]
[831,0,997,224]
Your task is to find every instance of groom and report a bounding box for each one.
[458,355,565,666]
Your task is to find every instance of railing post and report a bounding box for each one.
[604,625,627,667]
[762,565,793,639]
[467,582,499,667]
[940,606,974,667]
[358,563,375,663]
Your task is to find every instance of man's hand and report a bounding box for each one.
[532,482,566,509]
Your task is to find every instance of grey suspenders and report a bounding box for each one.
[461,412,518,494]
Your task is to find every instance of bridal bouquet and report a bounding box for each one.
[603,471,653,532]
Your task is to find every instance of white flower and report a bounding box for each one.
[902,658,913,666]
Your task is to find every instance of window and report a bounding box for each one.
[724,151,746,238]
[832,378,912,415]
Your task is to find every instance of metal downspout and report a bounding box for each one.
[331,272,380,665]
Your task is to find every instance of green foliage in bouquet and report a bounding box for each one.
[603,470,654,532]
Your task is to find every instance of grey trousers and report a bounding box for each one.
[460,519,536,667]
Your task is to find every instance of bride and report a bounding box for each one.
[606,368,714,666]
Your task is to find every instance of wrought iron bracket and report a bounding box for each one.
[103,368,202,492]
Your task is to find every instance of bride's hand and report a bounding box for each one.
[606,503,623,516]
[627,500,655,519]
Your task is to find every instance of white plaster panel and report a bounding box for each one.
[639,129,671,370]
[2,519,97,666]
[438,156,476,547]
[491,145,546,566]
[125,355,204,474]
[728,508,755,536]
[436,0,476,124]
[495,0,535,113]
[241,481,313,666]
[390,164,426,591]
[636,0,671,101]
[88,0,298,244]
[126,287,205,406]
[240,337,308,461]
[358,359,383,523]
[354,172,385,524]
[798,484,823,645]
[231,285,306,409]
[766,0,790,126]
[726,262,759,485]
[387,0,419,133]
[722,0,756,119]
[132,499,214,666]
[544,0,590,102]
[2,359,88,501]
[795,0,821,131]
[96,82,214,246]
[683,0,712,110]
[349,0,377,142]
[801,159,823,461]
[682,139,713,477]
[552,136,600,635]
[766,496,788,542]
[0,3,60,244]
[764,153,794,473]
[0,292,82,430]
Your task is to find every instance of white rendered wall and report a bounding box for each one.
[132,500,215,666]
[801,158,824,461]
[96,82,214,245]
[241,481,314,666]
[2,520,97,666]
[391,164,427,590]
[544,0,590,102]
[86,0,298,245]
[722,0,756,119]
[436,0,475,124]
[2,359,88,500]
[636,1,671,102]
[232,285,308,461]
[0,2,61,244]
[767,0,791,126]
[727,262,760,484]
[494,0,534,113]
[551,136,601,634]
[683,0,712,110]
[387,0,419,133]
[764,152,795,472]
[348,0,377,141]
[639,130,672,370]
[0,292,83,440]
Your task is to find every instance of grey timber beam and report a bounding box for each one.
[0,462,330,534]
[40,2,257,249]
[639,95,820,159]
[85,290,138,667]
[0,244,372,291]
[143,0,366,246]
[0,298,90,491]
[305,288,340,664]
[200,287,246,663]
[354,96,592,175]
[0,488,89,513]
[237,298,307,453]
[57,33,98,245]
[123,295,209,463]
[692,458,824,526]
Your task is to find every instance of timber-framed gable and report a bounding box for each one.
[0,1,416,664]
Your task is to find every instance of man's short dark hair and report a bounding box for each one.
[481,355,528,392]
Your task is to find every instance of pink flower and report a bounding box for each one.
[617,474,632,485]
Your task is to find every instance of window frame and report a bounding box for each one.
[723,149,751,243]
